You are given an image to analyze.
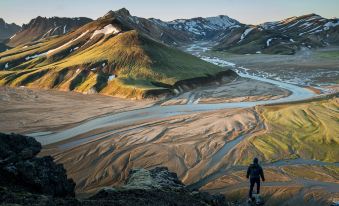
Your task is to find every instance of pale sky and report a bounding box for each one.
[0,0,338,25]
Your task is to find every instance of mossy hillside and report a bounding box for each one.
[52,30,222,85]
[0,17,116,68]
[239,97,339,165]
[0,27,225,98]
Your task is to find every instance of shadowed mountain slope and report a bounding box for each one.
[6,16,92,47]
[0,18,21,42]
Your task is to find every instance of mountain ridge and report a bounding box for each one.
[0,9,236,99]
[99,8,243,45]
[214,13,339,54]
[6,16,92,47]
[0,18,21,43]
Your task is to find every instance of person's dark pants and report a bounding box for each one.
[249,177,260,198]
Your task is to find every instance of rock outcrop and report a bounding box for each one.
[0,133,76,205]
[0,133,227,205]
[86,167,226,206]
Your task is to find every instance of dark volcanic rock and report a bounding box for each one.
[0,186,79,206]
[0,133,227,205]
[0,133,41,162]
[86,167,227,206]
[0,133,75,198]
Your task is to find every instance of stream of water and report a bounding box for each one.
[30,43,317,145]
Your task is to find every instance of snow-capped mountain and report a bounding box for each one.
[102,8,243,45]
[215,14,339,54]
[1,8,243,48]
[152,15,241,38]
[260,14,338,36]
[2,9,337,55]
[6,16,92,47]
[0,18,21,42]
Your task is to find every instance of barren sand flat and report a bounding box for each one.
[161,78,290,105]
[0,86,154,133]
[41,107,263,195]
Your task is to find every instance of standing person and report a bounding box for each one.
[246,157,265,202]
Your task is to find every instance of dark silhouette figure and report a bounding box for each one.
[246,157,265,201]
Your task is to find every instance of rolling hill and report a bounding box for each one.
[0,9,235,99]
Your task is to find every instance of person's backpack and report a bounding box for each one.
[250,164,261,178]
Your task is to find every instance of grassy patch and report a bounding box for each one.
[239,97,339,164]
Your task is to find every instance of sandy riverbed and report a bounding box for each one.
[0,86,154,133]
[40,107,262,195]
[161,77,290,105]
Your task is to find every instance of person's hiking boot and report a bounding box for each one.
[248,198,253,203]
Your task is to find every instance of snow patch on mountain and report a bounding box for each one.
[91,24,120,39]
[205,16,238,28]
[285,20,301,29]
[154,15,240,37]
[306,15,322,21]
[25,52,47,60]
[306,25,322,33]
[149,18,168,27]
[324,21,339,30]
[238,28,254,42]
[201,56,236,67]
[266,38,273,47]
[9,34,16,39]
[47,30,89,55]
[108,75,116,81]
[42,28,53,38]
[300,22,313,28]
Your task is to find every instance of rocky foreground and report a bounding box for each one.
[0,133,227,206]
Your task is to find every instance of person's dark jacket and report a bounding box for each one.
[246,163,265,181]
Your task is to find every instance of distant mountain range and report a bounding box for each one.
[0,8,338,98]
[0,9,236,99]
[99,8,242,46]
[215,14,339,54]
[1,9,338,54]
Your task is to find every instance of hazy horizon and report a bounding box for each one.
[0,0,338,25]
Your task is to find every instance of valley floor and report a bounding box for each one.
[0,86,154,134]
[0,75,289,134]
[203,46,339,88]
[160,77,290,105]
[1,44,338,205]
[38,95,339,206]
